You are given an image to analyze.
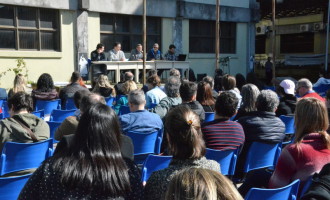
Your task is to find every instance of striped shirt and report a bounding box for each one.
[202,118,245,150]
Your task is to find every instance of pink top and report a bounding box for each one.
[269,133,330,193]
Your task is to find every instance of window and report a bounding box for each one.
[189,20,236,54]
[255,35,266,54]
[100,14,161,52]
[280,33,314,53]
[0,5,60,51]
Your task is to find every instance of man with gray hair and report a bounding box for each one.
[115,71,134,96]
[119,89,163,133]
[297,78,324,102]
[203,75,219,99]
[150,76,182,119]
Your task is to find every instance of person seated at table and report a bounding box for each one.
[145,74,167,108]
[109,42,126,61]
[31,73,58,104]
[90,43,106,61]
[147,43,163,61]
[164,44,178,61]
[113,80,138,114]
[92,74,115,97]
[129,44,143,61]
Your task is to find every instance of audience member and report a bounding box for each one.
[203,76,218,100]
[115,71,134,96]
[59,72,88,109]
[165,168,243,200]
[297,78,325,102]
[235,73,246,91]
[214,73,223,92]
[276,79,297,116]
[90,43,106,61]
[313,69,330,88]
[164,44,177,61]
[109,42,126,61]
[169,68,180,78]
[144,105,220,200]
[8,74,27,99]
[92,74,115,97]
[119,89,163,133]
[222,74,242,108]
[0,92,49,151]
[234,84,260,120]
[147,43,163,61]
[19,104,143,199]
[145,74,167,108]
[180,81,205,122]
[113,80,138,114]
[31,73,58,104]
[197,81,215,112]
[246,72,264,91]
[269,98,330,194]
[142,69,158,93]
[202,92,245,150]
[150,76,182,119]
[129,44,143,61]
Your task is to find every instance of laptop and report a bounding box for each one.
[178,54,187,61]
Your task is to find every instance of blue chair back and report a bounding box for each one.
[105,97,115,107]
[245,179,300,200]
[65,98,77,110]
[263,86,276,91]
[244,142,282,173]
[35,99,61,115]
[119,105,130,115]
[0,174,32,200]
[141,155,172,183]
[0,99,4,109]
[204,112,215,123]
[32,110,45,119]
[1,100,10,118]
[279,115,295,134]
[149,103,158,109]
[47,121,62,143]
[50,109,75,122]
[205,148,238,175]
[313,84,330,97]
[0,139,53,176]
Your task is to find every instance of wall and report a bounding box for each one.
[88,12,101,54]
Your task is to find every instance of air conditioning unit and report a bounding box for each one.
[313,22,324,32]
[299,24,310,32]
[256,25,266,35]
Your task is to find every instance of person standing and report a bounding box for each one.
[265,57,273,85]
[164,44,177,61]
[109,42,126,61]
[147,43,163,61]
[129,44,143,61]
[90,43,106,61]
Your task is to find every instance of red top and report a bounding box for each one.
[269,133,330,194]
[302,92,325,102]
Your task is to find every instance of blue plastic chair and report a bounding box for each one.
[65,98,77,110]
[1,100,10,119]
[47,121,62,143]
[244,142,282,173]
[205,148,238,176]
[204,112,215,123]
[141,155,172,183]
[280,115,295,145]
[0,139,53,176]
[313,84,330,97]
[119,105,130,116]
[50,109,76,122]
[126,129,163,164]
[0,174,32,200]
[0,99,4,110]
[32,110,45,119]
[149,103,158,109]
[263,86,276,92]
[105,97,115,107]
[35,99,61,115]
[245,179,300,200]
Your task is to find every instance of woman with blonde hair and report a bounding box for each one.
[8,74,27,98]
[92,74,116,97]
[144,105,220,200]
[269,97,330,194]
[165,168,243,200]
[113,80,137,114]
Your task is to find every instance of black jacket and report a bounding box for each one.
[90,50,106,61]
[182,101,205,122]
[276,94,297,117]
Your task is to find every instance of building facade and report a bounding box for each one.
[0,0,259,88]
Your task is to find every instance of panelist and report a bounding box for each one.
[129,44,143,61]
[164,44,178,61]
[147,43,163,61]
[109,42,126,61]
[90,43,106,61]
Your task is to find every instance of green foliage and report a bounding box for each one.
[0,58,28,85]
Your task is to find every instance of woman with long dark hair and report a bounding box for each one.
[31,73,58,101]
[19,104,143,199]
[197,81,215,112]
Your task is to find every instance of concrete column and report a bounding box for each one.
[76,10,89,71]
[173,18,183,54]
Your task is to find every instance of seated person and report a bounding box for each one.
[8,74,27,99]
[0,92,49,151]
[145,75,167,108]
[129,44,143,61]
[54,93,134,161]
[276,79,297,116]
[169,68,181,79]
[197,81,215,112]
[109,42,126,61]
[90,43,106,61]
[59,72,89,109]
[164,44,177,61]
[141,69,158,93]
[115,71,134,96]
[92,74,115,97]
[313,69,330,88]
[119,89,163,133]
[234,84,260,120]
[113,80,138,114]
[147,43,163,61]
[180,81,205,122]
[203,76,219,100]
[297,78,325,102]
[150,76,182,119]
[222,74,242,109]
[202,91,245,150]
[31,73,58,104]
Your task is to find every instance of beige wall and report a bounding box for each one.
[0,10,76,89]
[88,12,101,55]
[161,18,174,53]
